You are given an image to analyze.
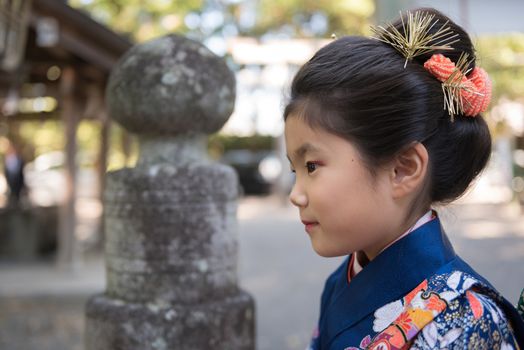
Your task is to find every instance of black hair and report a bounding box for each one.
[284,8,491,208]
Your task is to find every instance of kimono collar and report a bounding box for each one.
[320,214,457,348]
[350,210,434,280]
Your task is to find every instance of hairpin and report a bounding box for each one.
[424,53,492,120]
[371,10,460,68]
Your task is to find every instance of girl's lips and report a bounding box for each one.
[301,220,319,233]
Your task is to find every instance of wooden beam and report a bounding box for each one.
[96,110,110,246]
[30,0,132,73]
[59,28,119,72]
[98,113,110,198]
[56,65,79,270]
[32,0,132,54]
[1,108,104,122]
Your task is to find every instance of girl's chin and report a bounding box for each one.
[311,242,349,258]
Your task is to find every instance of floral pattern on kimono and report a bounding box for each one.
[367,271,520,350]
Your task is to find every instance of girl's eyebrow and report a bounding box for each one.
[287,142,321,162]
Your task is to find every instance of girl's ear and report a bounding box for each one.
[390,142,429,199]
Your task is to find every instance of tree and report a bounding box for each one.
[69,0,375,42]
[69,0,203,41]
[476,34,524,102]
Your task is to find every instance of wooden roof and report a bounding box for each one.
[30,0,132,72]
[1,0,133,92]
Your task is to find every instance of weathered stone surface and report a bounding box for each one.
[106,35,235,136]
[104,163,240,205]
[102,165,240,304]
[105,267,239,304]
[86,292,255,350]
[86,34,255,349]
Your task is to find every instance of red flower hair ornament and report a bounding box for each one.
[371,10,492,120]
[423,53,492,119]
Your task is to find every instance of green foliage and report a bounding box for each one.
[476,34,524,101]
[252,0,374,37]
[69,0,204,41]
[69,0,375,42]
[16,120,64,160]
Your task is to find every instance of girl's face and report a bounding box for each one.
[285,115,397,258]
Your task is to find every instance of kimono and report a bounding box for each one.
[308,214,524,350]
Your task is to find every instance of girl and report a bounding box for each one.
[284,8,524,350]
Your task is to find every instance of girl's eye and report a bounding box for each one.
[305,161,318,174]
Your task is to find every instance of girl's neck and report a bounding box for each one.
[362,208,432,261]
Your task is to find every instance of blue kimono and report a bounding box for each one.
[308,215,524,349]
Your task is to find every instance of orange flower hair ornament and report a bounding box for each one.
[424,53,492,120]
[371,10,492,120]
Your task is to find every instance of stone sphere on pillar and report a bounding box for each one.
[106,34,236,136]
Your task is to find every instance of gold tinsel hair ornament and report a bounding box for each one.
[370,10,492,119]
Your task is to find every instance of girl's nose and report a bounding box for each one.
[289,183,307,207]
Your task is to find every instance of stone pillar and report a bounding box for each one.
[85,35,255,349]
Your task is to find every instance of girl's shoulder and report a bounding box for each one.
[410,288,518,349]
[367,270,523,350]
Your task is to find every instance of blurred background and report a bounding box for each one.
[0,0,523,349]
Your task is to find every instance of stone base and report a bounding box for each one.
[85,290,255,350]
